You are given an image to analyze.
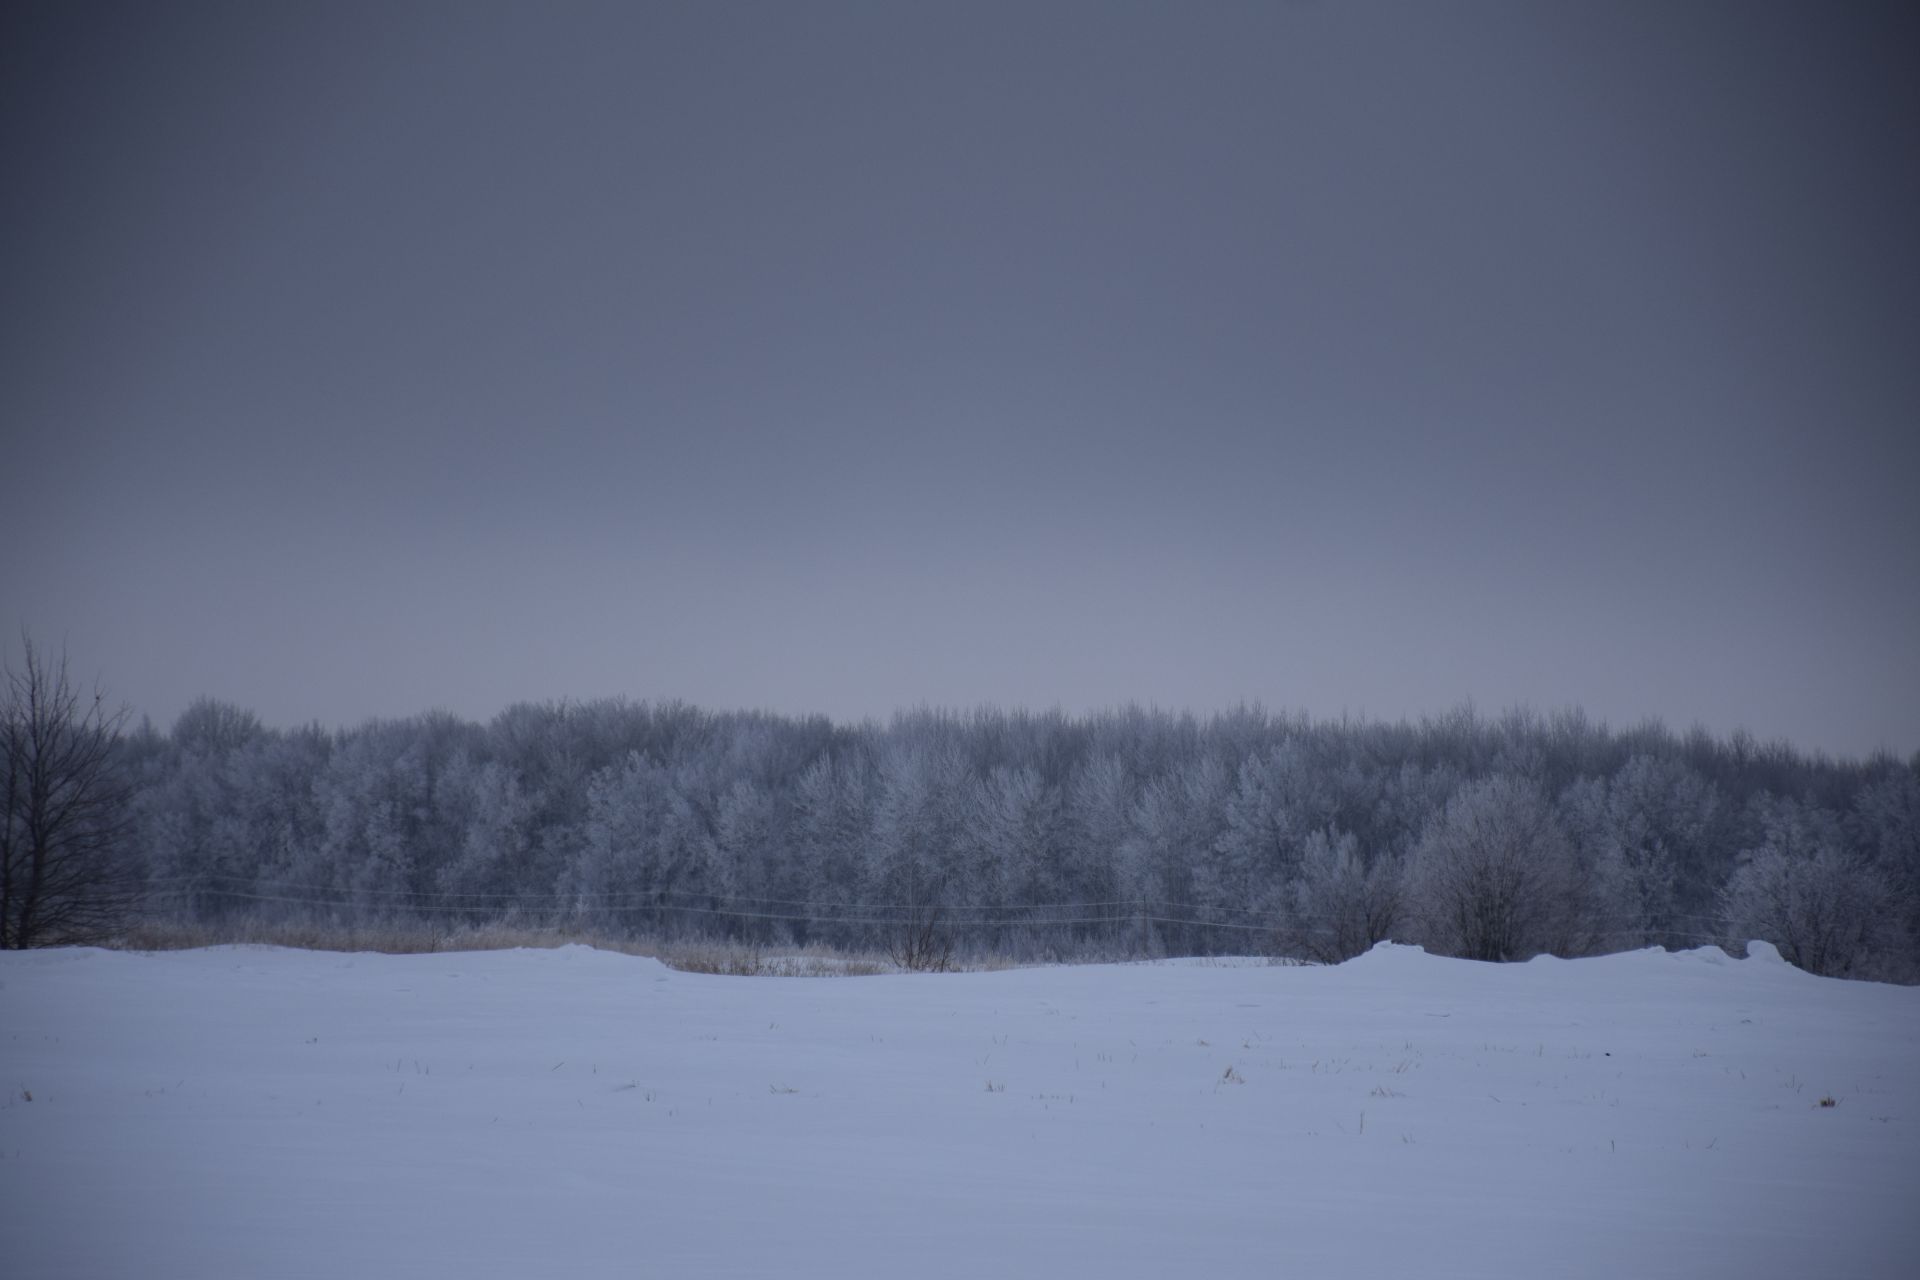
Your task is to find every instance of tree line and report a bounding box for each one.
[7,644,1917,979]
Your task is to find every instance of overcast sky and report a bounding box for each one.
[3,0,1915,759]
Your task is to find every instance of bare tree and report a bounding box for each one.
[2,638,136,947]
[885,900,955,973]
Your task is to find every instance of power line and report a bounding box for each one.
[150,886,1143,929]
[162,873,1151,912]
[142,884,1738,946]
[157,873,1308,919]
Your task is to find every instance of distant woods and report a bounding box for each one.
[49,693,1897,980]
[8,654,1916,979]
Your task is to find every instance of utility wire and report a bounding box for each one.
[144,884,1734,943]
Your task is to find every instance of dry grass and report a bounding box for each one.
[117,917,477,956]
[110,918,1278,976]
[655,939,896,977]
[114,917,906,976]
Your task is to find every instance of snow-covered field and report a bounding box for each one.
[2,942,1915,1279]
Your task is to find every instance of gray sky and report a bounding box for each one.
[4,0,1916,759]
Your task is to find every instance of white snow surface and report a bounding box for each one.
[2,941,1915,1279]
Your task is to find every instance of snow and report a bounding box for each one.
[2,941,1915,1279]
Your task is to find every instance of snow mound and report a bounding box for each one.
[1744,939,1786,965]
[1343,939,1428,966]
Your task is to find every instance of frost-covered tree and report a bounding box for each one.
[716,777,791,941]
[1566,755,1721,950]
[790,753,873,943]
[1407,775,1588,962]
[170,697,266,758]
[435,756,538,904]
[1124,754,1233,953]
[308,728,418,912]
[1064,753,1134,931]
[868,738,971,966]
[970,764,1071,954]
[140,699,277,915]
[1367,762,1458,863]
[563,752,721,935]
[1722,798,1894,979]
[973,767,1058,899]
[69,685,1916,977]
[1208,743,1324,919]
[1848,765,1920,971]
[1286,827,1402,963]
